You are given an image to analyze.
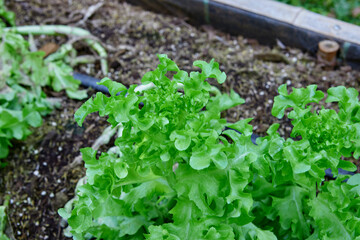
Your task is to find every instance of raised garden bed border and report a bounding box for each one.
[125,0,360,68]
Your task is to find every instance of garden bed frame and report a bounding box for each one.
[126,0,360,68]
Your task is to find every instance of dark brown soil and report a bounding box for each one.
[1,89,110,239]
[2,0,360,239]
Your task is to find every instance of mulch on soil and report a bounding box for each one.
[2,0,360,239]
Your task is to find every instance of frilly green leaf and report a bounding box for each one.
[98,77,127,97]
[193,59,226,84]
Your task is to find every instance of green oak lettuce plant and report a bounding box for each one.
[252,84,360,239]
[0,0,15,28]
[0,29,53,160]
[0,1,93,160]
[0,0,110,161]
[0,28,87,160]
[60,55,360,239]
[0,198,9,240]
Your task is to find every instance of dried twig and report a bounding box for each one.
[60,124,120,174]
[77,1,104,26]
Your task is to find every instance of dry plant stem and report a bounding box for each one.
[70,55,96,67]
[4,25,108,75]
[134,82,156,93]
[28,33,37,52]
[91,124,119,150]
[134,82,184,93]
[77,1,104,25]
[64,124,119,171]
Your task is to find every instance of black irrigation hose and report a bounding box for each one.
[73,72,356,179]
[73,72,110,94]
[325,168,355,179]
[224,127,258,146]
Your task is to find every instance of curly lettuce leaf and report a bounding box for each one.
[64,56,360,240]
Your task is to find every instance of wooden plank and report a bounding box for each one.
[126,0,360,67]
[213,0,360,46]
[294,10,360,45]
[212,0,303,24]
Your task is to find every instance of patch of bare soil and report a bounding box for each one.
[2,0,360,239]
[1,89,110,239]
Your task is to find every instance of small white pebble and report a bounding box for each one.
[17,231,21,235]
[33,170,40,176]
[49,193,55,198]
[57,179,61,183]
[51,122,57,126]
[322,76,327,81]
[18,213,23,217]
[58,146,63,151]
[41,191,46,196]
[259,91,264,96]
[34,149,39,155]
[268,99,273,104]
[35,222,39,226]
[292,57,297,62]
[42,162,47,166]
[27,197,31,204]
[286,80,292,85]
